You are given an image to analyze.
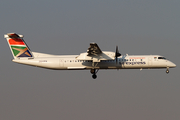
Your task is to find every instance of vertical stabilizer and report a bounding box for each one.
[4,33,33,59]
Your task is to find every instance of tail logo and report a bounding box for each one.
[11,46,32,57]
[6,33,33,57]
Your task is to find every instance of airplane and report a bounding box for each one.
[4,33,176,79]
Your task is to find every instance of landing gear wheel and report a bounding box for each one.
[166,67,169,74]
[90,69,99,79]
[92,74,97,79]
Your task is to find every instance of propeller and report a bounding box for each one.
[115,46,121,64]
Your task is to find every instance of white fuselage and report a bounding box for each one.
[12,52,176,70]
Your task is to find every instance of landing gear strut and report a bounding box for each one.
[90,69,99,79]
[166,67,169,74]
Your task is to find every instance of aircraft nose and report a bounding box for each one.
[169,62,176,68]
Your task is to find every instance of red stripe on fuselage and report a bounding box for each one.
[9,38,25,45]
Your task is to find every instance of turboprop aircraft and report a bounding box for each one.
[4,33,176,79]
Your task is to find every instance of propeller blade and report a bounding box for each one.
[115,46,121,57]
[115,46,121,64]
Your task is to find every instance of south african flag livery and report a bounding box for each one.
[5,33,33,58]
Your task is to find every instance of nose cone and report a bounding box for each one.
[169,62,176,68]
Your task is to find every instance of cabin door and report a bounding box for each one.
[59,59,64,67]
[148,57,152,65]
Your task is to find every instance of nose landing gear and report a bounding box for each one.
[166,67,169,74]
[90,69,99,79]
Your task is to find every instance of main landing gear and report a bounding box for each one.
[166,67,169,74]
[90,69,99,79]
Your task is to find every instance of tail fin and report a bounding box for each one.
[4,33,33,59]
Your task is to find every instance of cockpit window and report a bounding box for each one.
[158,57,166,60]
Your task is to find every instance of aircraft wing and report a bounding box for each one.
[87,43,102,56]
[76,43,115,62]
